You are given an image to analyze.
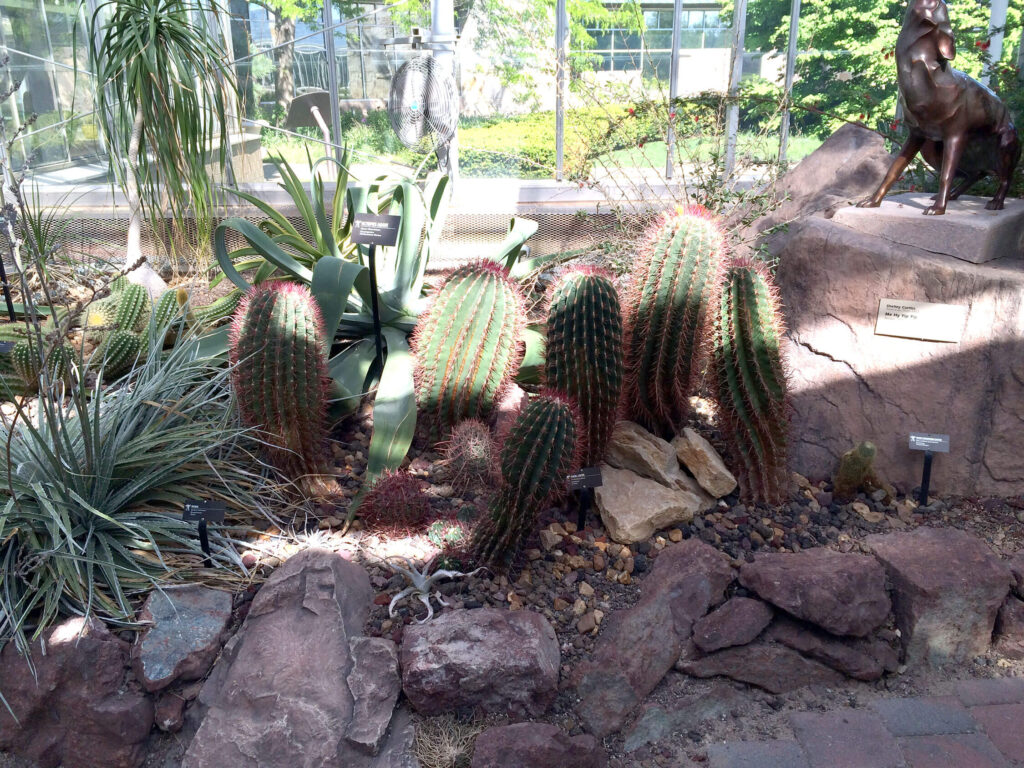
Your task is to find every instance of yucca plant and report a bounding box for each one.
[0,321,275,660]
[83,0,236,293]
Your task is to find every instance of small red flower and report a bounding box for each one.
[669,111,676,119]
[628,107,635,116]
[694,115,700,123]
[975,39,990,50]
[859,113,866,120]
[638,139,646,148]
[890,121,900,131]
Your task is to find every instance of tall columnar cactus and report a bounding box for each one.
[412,261,525,436]
[470,391,579,570]
[712,258,789,505]
[229,282,332,491]
[543,266,623,466]
[623,205,726,437]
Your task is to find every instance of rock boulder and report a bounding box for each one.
[595,465,710,544]
[0,617,153,768]
[133,584,233,692]
[678,642,844,694]
[671,428,737,498]
[401,608,559,718]
[183,548,412,768]
[739,548,890,637]
[692,596,773,652]
[866,528,1012,666]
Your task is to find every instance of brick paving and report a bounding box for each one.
[704,676,1024,768]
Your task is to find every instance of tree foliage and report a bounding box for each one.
[727,0,1023,136]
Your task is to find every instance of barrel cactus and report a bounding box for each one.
[711,258,789,505]
[11,340,73,388]
[412,261,525,437]
[229,282,332,491]
[442,418,496,493]
[623,205,726,437]
[193,290,243,329]
[543,266,623,466]
[113,282,151,332]
[359,470,431,532]
[470,391,579,570]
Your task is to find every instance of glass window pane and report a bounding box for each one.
[645,30,672,49]
[679,30,703,48]
[644,11,659,28]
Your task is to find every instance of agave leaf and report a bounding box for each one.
[363,327,416,489]
[214,218,313,291]
[516,325,546,385]
[495,217,539,270]
[328,339,376,415]
[311,256,365,344]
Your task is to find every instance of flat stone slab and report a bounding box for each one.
[866,528,1011,666]
[831,193,1024,264]
[968,703,1024,763]
[133,584,233,692]
[790,709,903,768]
[707,739,810,768]
[869,696,977,736]
[956,677,1024,707]
[898,733,1010,768]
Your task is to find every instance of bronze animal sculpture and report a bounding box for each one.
[859,0,1020,215]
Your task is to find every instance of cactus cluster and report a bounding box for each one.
[470,391,579,570]
[359,470,432,532]
[10,339,73,388]
[543,266,623,466]
[412,261,525,437]
[229,282,333,492]
[442,418,495,493]
[623,205,726,437]
[711,259,789,504]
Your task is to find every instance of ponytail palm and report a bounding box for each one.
[84,0,236,293]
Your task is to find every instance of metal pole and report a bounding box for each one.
[665,0,683,179]
[431,0,458,180]
[778,0,800,166]
[723,0,748,179]
[322,0,344,163]
[555,0,567,181]
[982,0,1009,87]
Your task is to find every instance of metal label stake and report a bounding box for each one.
[908,432,949,507]
[567,467,603,531]
[352,213,402,363]
[183,501,227,568]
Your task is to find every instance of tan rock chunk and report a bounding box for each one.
[607,421,694,491]
[595,465,709,544]
[672,428,738,498]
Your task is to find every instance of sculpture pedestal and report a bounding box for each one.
[776,215,1024,497]
[831,193,1024,264]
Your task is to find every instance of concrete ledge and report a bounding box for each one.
[831,193,1024,264]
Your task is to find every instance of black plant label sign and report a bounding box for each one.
[567,466,603,491]
[908,433,950,453]
[352,214,401,247]
[183,500,227,524]
[0,341,14,353]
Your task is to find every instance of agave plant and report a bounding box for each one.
[0,321,277,658]
[215,160,538,493]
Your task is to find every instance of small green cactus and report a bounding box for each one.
[359,470,431,532]
[442,418,495,493]
[623,205,726,437]
[470,391,579,570]
[412,262,525,437]
[113,283,151,332]
[229,282,333,492]
[543,266,623,466]
[193,290,242,329]
[99,329,143,381]
[11,339,73,388]
[711,258,789,505]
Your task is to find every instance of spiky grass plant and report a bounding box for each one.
[0,322,273,659]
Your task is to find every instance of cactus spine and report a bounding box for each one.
[229,282,332,489]
[412,261,525,436]
[543,266,623,466]
[623,205,726,437]
[470,391,579,570]
[712,259,789,505]
[99,329,143,381]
